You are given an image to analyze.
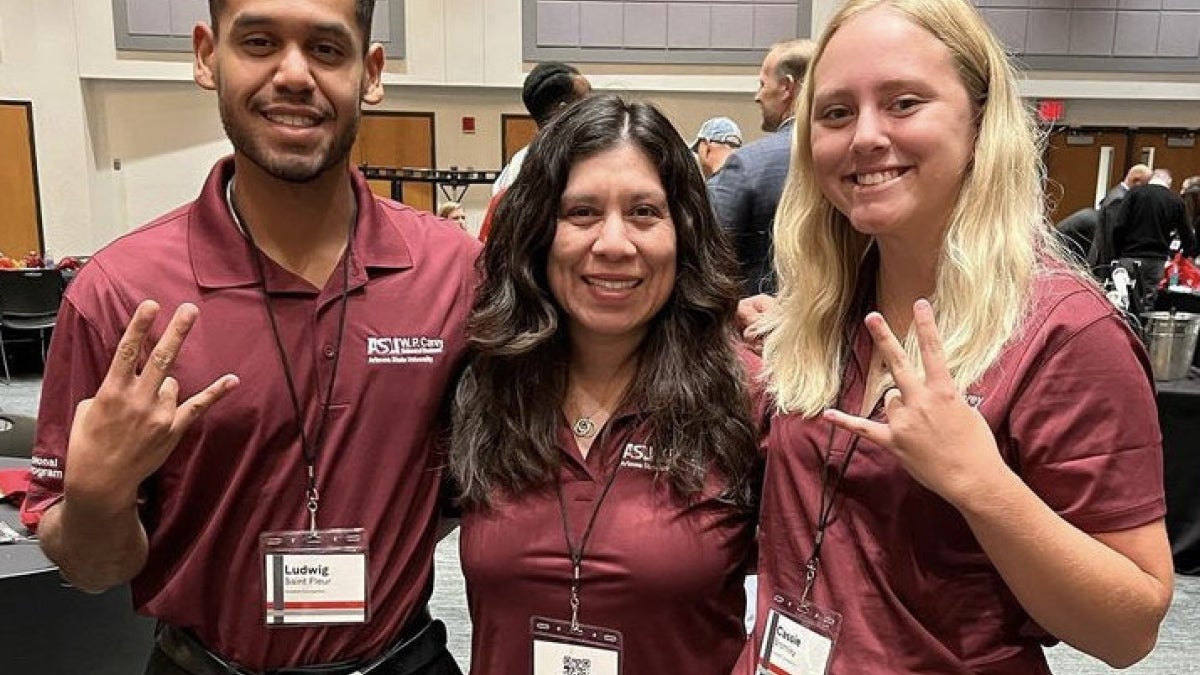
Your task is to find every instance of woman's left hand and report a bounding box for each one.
[823,299,1008,506]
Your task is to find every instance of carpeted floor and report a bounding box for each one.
[4,374,1197,673]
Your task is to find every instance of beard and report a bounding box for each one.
[218,91,360,184]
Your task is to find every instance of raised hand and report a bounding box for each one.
[64,300,239,507]
[821,299,1005,506]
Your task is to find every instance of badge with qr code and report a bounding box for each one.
[531,616,622,675]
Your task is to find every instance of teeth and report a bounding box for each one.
[588,278,638,290]
[266,114,319,128]
[857,169,901,186]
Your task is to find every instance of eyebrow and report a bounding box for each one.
[560,190,668,204]
[230,13,356,44]
[814,77,933,100]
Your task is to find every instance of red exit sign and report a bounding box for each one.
[1037,99,1065,123]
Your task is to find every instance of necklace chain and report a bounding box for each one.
[566,368,631,439]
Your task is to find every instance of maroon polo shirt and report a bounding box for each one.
[460,388,760,674]
[745,270,1165,674]
[24,158,480,670]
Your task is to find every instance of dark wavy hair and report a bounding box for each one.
[452,94,760,510]
[209,0,376,51]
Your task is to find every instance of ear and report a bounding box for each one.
[781,73,798,103]
[360,43,386,106]
[193,23,218,91]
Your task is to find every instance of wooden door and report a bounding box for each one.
[1044,128,1128,223]
[0,101,43,258]
[502,115,537,165]
[351,112,436,212]
[1132,130,1200,186]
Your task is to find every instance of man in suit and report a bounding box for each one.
[708,39,814,296]
[1089,164,1152,269]
[1102,164,1152,208]
[1114,169,1198,307]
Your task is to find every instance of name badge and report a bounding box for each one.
[531,616,622,675]
[758,594,842,675]
[261,528,369,627]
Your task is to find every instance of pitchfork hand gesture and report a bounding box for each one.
[64,300,240,508]
[822,299,1007,507]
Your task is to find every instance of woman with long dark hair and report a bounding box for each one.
[452,94,761,674]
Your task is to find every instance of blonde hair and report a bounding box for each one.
[763,0,1067,416]
[437,201,463,218]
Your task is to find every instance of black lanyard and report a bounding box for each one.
[801,326,874,606]
[226,177,355,533]
[554,427,624,633]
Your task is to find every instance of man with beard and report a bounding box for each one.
[22,1,477,673]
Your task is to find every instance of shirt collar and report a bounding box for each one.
[190,156,413,291]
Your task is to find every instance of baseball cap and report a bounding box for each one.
[690,117,743,152]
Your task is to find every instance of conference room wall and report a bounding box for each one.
[4,0,1200,255]
[81,83,765,243]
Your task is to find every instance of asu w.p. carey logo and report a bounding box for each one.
[366,335,444,365]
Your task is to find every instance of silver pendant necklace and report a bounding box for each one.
[571,416,597,438]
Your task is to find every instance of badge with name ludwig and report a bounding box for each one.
[531,616,623,675]
[757,594,842,675]
[261,528,369,627]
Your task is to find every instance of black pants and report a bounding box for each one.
[143,629,463,675]
[1118,256,1166,310]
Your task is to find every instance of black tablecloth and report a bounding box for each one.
[0,457,155,674]
[1158,372,1200,574]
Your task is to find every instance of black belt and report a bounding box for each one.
[155,609,447,675]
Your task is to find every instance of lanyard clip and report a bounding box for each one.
[800,557,819,606]
[569,561,582,633]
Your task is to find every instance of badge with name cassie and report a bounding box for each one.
[757,594,842,675]
[261,528,369,627]
[531,616,622,675]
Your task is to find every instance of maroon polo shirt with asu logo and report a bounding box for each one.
[460,409,758,674]
[24,158,480,670]
[745,270,1165,675]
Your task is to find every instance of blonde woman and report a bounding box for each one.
[745,0,1173,673]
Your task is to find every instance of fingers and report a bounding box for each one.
[171,374,240,437]
[138,304,200,394]
[736,294,775,332]
[863,312,919,391]
[912,299,952,386]
[105,300,161,385]
[882,385,903,410]
[823,408,891,447]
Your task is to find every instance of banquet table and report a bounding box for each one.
[1158,372,1200,574]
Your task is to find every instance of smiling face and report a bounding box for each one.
[548,143,677,350]
[809,6,976,244]
[194,0,383,183]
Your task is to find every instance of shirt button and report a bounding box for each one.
[322,344,335,358]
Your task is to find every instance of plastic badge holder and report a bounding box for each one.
[261,528,369,627]
[531,616,623,675]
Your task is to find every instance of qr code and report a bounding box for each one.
[562,655,591,675]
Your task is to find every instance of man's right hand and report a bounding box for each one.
[64,300,239,509]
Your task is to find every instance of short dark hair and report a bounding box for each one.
[522,62,585,127]
[452,94,760,510]
[208,0,376,50]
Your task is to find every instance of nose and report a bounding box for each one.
[273,45,317,94]
[850,107,889,154]
[591,212,637,258]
